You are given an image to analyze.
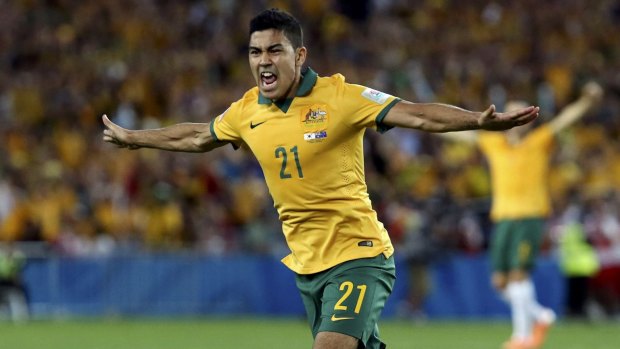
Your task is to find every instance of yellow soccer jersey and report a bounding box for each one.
[211,68,399,274]
[478,125,555,221]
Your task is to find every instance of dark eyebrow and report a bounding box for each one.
[248,44,285,51]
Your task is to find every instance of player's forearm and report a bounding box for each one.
[549,82,603,133]
[126,122,217,152]
[384,101,480,132]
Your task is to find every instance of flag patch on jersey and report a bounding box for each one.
[361,88,390,104]
[304,130,327,141]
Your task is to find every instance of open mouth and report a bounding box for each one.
[260,71,278,89]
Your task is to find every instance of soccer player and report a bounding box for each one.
[442,81,603,349]
[102,8,539,349]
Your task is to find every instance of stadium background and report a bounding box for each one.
[1,0,619,333]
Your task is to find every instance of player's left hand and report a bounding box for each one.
[102,114,140,149]
[478,104,539,131]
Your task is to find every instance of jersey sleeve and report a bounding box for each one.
[337,78,401,133]
[210,99,243,146]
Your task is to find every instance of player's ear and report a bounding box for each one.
[295,47,307,67]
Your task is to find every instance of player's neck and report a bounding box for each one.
[274,72,302,103]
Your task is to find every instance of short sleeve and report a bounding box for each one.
[210,100,243,145]
[337,78,401,133]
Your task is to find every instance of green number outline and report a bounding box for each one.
[275,146,304,179]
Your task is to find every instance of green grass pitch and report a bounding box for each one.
[1,317,618,349]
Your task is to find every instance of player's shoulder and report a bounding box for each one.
[316,73,347,88]
[222,87,261,114]
[532,123,553,136]
[238,87,260,105]
[305,73,347,102]
[478,131,504,146]
[316,73,370,98]
[527,124,554,143]
[215,88,260,123]
[324,72,346,83]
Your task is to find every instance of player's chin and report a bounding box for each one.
[259,87,281,100]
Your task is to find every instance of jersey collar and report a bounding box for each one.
[258,67,318,109]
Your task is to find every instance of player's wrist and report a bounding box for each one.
[123,130,140,148]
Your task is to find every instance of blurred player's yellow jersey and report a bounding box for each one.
[478,125,554,220]
[211,68,399,274]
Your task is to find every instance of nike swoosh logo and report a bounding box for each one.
[250,121,266,129]
[331,314,354,321]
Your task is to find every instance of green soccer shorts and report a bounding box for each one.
[490,217,545,273]
[295,254,396,349]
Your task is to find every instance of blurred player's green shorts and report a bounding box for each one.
[491,217,545,272]
[295,254,396,349]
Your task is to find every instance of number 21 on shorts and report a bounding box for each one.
[334,281,367,314]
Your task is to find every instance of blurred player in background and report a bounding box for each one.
[442,81,603,349]
[101,8,538,349]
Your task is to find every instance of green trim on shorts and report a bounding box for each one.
[490,217,545,272]
[295,254,395,349]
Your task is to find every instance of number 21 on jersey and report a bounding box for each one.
[275,145,304,179]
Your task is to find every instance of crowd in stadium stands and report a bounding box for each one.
[0,0,619,293]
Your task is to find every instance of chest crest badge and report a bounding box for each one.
[301,104,329,143]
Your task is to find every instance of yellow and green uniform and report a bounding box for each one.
[478,125,555,271]
[211,68,399,274]
[478,125,554,221]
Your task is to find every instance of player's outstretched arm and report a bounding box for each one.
[548,81,603,134]
[382,101,539,133]
[102,114,225,152]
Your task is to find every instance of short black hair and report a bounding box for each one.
[249,8,303,49]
